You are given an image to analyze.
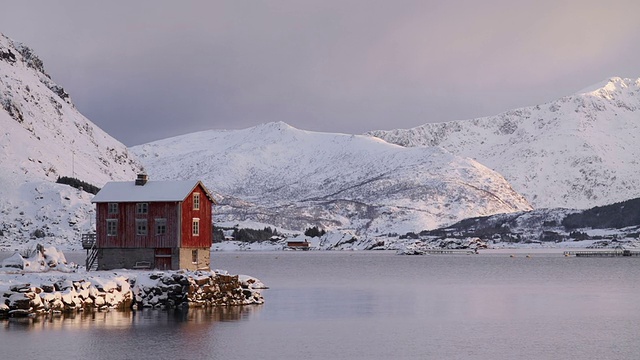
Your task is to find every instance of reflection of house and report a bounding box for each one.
[91,174,215,270]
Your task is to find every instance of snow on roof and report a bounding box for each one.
[91,180,214,203]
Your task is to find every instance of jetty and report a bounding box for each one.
[423,249,477,255]
[563,249,640,257]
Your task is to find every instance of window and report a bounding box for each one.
[192,218,200,236]
[107,219,117,236]
[192,249,198,264]
[193,193,200,210]
[155,218,167,235]
[136,219,148,235]
[136,203,148,214]
[108,203,118,214]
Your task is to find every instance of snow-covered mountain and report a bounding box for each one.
[132,122,532,236]
[369,77,640,209]
[0,33,142,249]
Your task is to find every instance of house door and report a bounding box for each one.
[154,248,172,270]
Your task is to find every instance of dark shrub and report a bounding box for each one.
[56,176,100,195]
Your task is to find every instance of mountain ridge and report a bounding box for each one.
[369,77,640,209]
[411,195,640,249]
[132,122,532,236]
[0,33,143,248]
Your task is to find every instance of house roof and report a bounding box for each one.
[91,180,216,203]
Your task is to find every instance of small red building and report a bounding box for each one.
[91,174,215,270]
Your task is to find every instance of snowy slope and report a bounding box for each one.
[0,33,143,249]
[369,77,640,209]
[132,122,532,236]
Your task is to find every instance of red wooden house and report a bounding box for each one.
[91,174,215,270]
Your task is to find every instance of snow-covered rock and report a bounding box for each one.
[0,243,75,272]
[369,77,640,209]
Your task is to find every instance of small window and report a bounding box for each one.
[108,203,118,214]
[136,219,148,235]
[192,218,200,236]
[107,219,118,236]
[136,203,148,214]
[155,218,167,235]
[192,249,198,264]
[193,193,200,210]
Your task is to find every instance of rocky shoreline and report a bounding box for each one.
[0,270,265,319]
[1,245,266,319]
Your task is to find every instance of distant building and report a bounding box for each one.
[286,239,310,250]
[91,174,215,270]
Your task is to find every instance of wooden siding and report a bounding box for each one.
[96,201,181,248]
[180,183,213,248]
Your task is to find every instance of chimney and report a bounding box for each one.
[135,173,148,186]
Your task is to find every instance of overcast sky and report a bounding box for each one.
[3,1,640,146]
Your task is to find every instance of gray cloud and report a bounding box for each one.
[3,0,640,145]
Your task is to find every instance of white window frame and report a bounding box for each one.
[192,218,200,236]
[193,192,200,210]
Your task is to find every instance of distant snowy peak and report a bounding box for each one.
[133,122,531,234]
[134,121,454,200]
[575,77,640,99]
[147,120,385,153]
[369,77,640,209]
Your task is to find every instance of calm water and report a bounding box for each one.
[2,250,640,360]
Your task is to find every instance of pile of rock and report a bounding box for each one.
[1,270,264,319]
[132,271,264,309]
[1,276,132,318]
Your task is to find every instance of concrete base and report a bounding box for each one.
[97,248,155,270]
[96,247,210,271]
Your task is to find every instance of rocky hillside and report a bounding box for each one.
[412,196,640,248]
[369,77,640,210]
[132,122,532,236]
[0,33,142,249]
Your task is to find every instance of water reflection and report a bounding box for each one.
[2,305,262,331]
[3,252,640,360]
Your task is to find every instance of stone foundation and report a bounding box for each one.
[97,248,155,270]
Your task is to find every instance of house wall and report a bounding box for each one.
[96,201,181,249]
[177,247,210,271]
[180,183,213,248]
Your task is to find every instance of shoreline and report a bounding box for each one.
[0,268,265,320]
